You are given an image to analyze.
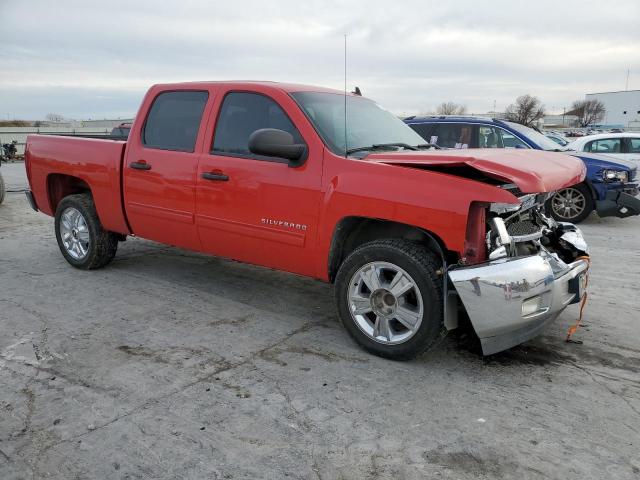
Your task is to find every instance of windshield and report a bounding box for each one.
[290,92,425,156]
[505,121,569,151]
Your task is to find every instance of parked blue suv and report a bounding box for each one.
[405,116,640,223]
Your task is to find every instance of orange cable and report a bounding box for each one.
[565,255,590,343]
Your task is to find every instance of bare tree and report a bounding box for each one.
[504,95,545,127]
[436,102,467,115]
[568,99,606,127]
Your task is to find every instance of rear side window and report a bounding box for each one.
[585,138,621,154]
[431,124,473,148]
[629,138,640,153]
[143,91,208,152]
[212,92,304,157]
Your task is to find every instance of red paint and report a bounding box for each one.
[25,81,586,280]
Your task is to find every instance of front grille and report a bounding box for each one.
[507,220,539,236]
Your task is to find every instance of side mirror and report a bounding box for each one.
[248,128,307,166]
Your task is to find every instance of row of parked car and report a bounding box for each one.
[564,128,624,138]
[403,116,640,223]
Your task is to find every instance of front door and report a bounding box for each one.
[195,90,323,277]
[123,90,209,250]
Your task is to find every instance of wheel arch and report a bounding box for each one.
[581,179,598,203]
[327,216,451,283]
[47,173,92,214]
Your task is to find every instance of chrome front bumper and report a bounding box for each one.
[448,240,588,355]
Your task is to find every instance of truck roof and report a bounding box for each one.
[149,80,353,96]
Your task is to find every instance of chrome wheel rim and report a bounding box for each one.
[60,207,90,260]
[551,188,586,220]
[347,261,424,345]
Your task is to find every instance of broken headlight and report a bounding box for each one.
[600,169,628,183]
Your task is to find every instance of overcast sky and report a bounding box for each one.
[1,0,638,120]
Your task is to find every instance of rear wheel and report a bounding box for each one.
[54,194,118,269]
[334,239,445,360]
[547,183,594,224]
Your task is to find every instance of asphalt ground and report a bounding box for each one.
[1,161,639,479]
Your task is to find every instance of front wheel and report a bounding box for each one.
[54,194,118,269]
[546,183,594,224]
[334,239,445,360]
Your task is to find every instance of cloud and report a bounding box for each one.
[0,0,638,118]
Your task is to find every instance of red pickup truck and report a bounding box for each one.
[24,81,589,359]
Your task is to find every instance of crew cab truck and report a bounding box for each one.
[25,82,589,359]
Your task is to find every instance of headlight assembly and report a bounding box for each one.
[600,169,629,183]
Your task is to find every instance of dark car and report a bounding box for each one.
[110,122,132,139]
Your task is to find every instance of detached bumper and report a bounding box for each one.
[448,241,588,355]
[596,188,640,218]
[25,190,38,212]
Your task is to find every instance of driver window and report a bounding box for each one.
[212,92,304,157]
[498,129,529,149]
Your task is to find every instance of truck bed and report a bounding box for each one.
[25,134,130,234]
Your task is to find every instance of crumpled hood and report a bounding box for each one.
[366,149,586,193]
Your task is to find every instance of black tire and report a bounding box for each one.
[546,183,594,224]
[334,239,445,360]
[0,173,5,204]
[54,194,118,269]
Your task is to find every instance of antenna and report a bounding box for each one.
[344,33,347,158]
[626,68,630,91]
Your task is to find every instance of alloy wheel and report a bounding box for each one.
[551,188,586,220]
[347,261,424,345]
[59,207,90,260]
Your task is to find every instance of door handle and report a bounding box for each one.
[202,172,229,181]
[130,161,151,170]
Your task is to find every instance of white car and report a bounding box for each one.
[567,133,640,163]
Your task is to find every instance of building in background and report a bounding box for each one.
[542,114,579,129]
[0,118,134,156]
[585,90,640,128]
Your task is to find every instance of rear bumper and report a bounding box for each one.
[25,190,38,212]
[448,233,588,355]
[596,189,640,218]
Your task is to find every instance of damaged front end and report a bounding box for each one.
[448,189,589,355]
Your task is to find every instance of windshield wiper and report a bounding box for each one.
[415,143,441,150]
[346,143,418,155]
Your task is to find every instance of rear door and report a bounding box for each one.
[194,89,323,277]
[123,90,209,250]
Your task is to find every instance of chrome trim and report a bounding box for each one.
[490,217,511,247]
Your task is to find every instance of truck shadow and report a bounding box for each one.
[112,240,640,373]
